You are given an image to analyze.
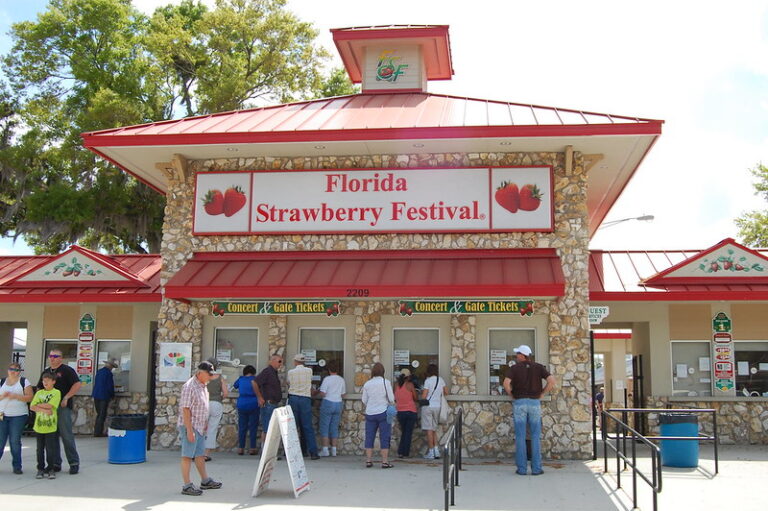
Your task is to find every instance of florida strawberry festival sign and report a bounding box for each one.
[193,167,553,234]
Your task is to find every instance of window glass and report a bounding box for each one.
[734,341,768,397]
[670,341,712,397]
[215,328,258,385]
[44,340,77,372]
[393,329,439,388]
[489,329,536,395]
[300,328,344,386]
[96,340,131,392]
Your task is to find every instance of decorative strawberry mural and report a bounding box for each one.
[44,257,103,278]
[697,249,765,274]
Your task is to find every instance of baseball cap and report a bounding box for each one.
[197,361,218,375]
[294,353,306,363]
[400,368,411,377]
[513,345,533,357]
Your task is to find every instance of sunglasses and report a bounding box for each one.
[8,367,21,372]
[48,354,62,358]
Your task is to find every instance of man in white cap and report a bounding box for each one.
[287,353,319,460]
[503,345,556,476]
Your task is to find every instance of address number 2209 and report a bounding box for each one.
[346,288,370,297]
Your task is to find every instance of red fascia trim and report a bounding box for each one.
[362,88,426,94]
[164,283,565,300]
[5,281,144,289]
[0,293,162,303]
[590,291,768,301]
[592,332,632,339]
[189,248,559,262]
[644,276,768,286]
[330,26,450,42]
[82,122,664,149]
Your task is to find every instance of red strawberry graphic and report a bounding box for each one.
[223,186,247,217]
[495,181,520,213]
[518,184,542,211]
[203,189,225,216]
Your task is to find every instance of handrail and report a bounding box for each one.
[602,410,663,511]
[441,407,463,511]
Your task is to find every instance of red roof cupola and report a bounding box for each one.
[331,25,453,93]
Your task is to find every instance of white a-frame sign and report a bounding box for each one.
[252,406,310,498]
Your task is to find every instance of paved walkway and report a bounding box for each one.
[1,436,766,510]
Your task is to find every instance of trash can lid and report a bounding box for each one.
[659,413,698,424]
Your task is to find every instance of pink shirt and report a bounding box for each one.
[395,382,417,413]
[178,376,210,433]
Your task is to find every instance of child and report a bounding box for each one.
[30,371,61,479]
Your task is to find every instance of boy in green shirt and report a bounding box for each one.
[30,371,61,479]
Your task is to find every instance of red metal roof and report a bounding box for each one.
[82,92,662,147]
[589,244,768,301]
[164,249,565,300]
[0,253,162,303]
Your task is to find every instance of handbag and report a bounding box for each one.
[419,377,437,406]
[438,394,450,424]
[383,379,397,424]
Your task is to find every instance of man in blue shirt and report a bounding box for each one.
[91,359,117,437]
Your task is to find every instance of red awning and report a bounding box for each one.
[164,249,565,300]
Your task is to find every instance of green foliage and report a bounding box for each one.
[736,163,768,247]
[313,67,360,99]
[1,0,339,254]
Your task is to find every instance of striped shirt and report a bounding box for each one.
[287,364,313,397]
[178,376,210,433]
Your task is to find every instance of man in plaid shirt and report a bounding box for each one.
[178,362,223,496]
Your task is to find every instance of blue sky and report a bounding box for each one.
[1,0,767,254]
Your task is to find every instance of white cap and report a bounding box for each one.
[294,353,306,363]
[513,345,532,357]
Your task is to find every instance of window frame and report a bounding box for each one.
[733,340,768,397]
[95,338,132,393]
[486,327,537,395]
[214,326,260,389]
[298,326,346,383]
[669,339,713,398]
[392,326,441,385]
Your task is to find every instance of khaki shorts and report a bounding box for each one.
[421,407,440,431]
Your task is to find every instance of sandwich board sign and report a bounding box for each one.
[252,406,310,498]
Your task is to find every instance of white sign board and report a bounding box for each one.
[252,406,310,498]
[394,349,411,366]
[193,167,554,235]
[158,343,193,382]
[589,306,610,325]
[490,349,507,365]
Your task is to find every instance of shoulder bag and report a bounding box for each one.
[383,379,397,424]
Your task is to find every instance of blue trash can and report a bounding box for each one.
[108,414,147,464]
[659,413,698,468]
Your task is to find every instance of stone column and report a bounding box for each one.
[450,314,476,395]
[353,301,382,392]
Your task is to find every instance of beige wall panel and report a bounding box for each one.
[43,305,79,339]
[96,305,133,339]
[731,304,768,339]
[669,304,711,340]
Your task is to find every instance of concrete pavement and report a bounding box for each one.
[0,436,766,510]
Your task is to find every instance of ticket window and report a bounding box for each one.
[214,328,258,385]
[393,328,439,389]
[489,329,536,395]
[43,339,77,371]
[96,339,131,392]
[299,328,344,387]
[670,341,712,397]
[734,341,768,397]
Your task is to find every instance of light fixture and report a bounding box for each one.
[599,215,654,229]
[226,147,239,152]
[500,141,513,146]
[412,143,424,148]
[314,145,326,150]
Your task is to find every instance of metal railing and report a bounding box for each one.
[602,410,663,511]
[441,407,463,511]
[602,407,720,511]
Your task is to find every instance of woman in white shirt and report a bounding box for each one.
[0,362,34,474]
[361,362,395,468]
[420,363,448,460]
[316,360,346,457]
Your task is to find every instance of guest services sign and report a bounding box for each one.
[193,167,553,235]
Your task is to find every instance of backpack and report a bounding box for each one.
[0,376,27,388]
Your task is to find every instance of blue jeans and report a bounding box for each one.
[237,408,260,449]
[364,411,391,449]
[318,400,343,439]
[513,398,543,474]
[260,402,278,433]
[288,395,318,455]
[55,406,79,468]
[396,411,417,456]
[0,414,28,471]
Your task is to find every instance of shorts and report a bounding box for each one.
[421,407,440,431]
[179,425,206,459]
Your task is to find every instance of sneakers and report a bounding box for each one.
[433,447,441,459]
[319,448,330,457]
[13,468,23,475]
[423,451,436,460]
[330,447,337,457]
[69,465,79,475]
[181,484,203,496]
[48,471,56,479]
[200,477,222,490]
[36,470,45,479]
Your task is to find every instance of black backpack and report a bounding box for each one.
[1,376,27,388]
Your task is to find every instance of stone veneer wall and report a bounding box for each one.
[646,397,768,445]
[70,394,150,435]
[153,151,592,459]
